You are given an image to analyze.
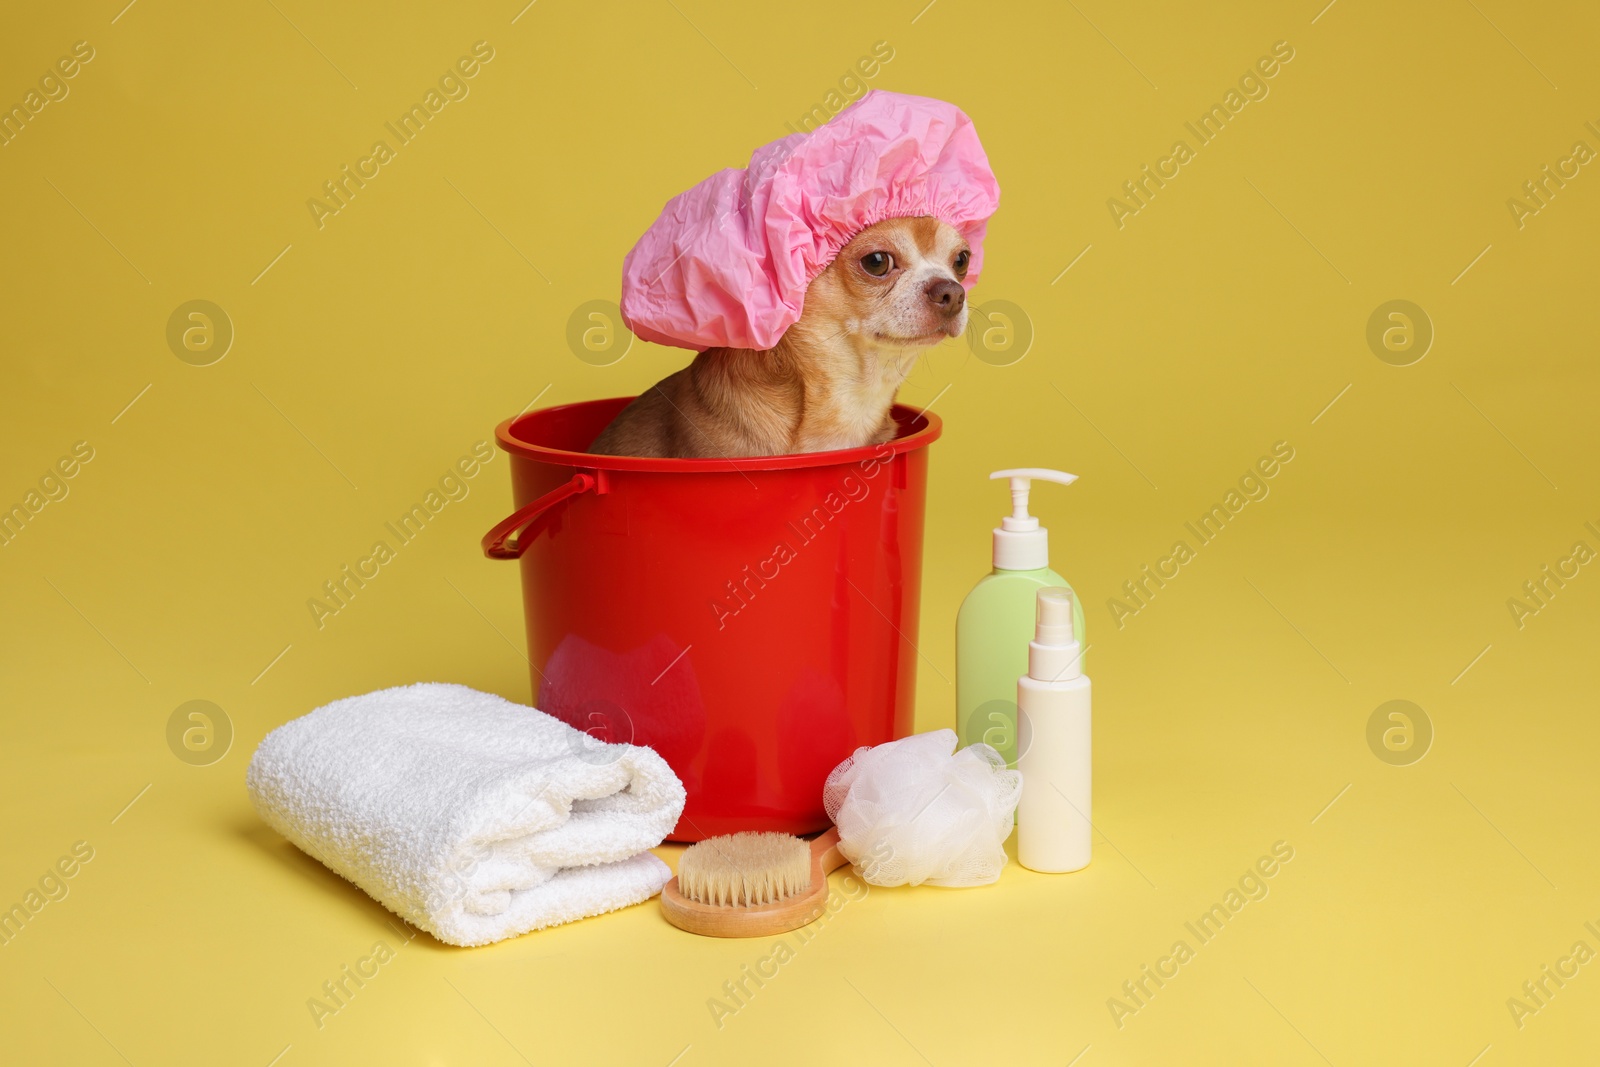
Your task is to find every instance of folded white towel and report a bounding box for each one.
[247,682,686,946]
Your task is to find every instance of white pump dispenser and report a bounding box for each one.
[1016,587,1092,874]
[989,469,1077,571]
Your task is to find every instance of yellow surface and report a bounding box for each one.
[3,1,1598,1063]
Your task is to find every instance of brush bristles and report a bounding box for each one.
[676,831,811,907]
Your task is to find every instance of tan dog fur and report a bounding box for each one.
[590,216,970,458]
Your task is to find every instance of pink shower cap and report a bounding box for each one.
[620,90,1000,352]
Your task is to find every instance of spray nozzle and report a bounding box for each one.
[989,468,1078,532]
[1035,587,1076,646]
[1029,587,1083,681]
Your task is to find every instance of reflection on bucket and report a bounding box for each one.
[542,633,706,776]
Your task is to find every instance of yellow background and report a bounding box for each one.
[3,0,1598,1063]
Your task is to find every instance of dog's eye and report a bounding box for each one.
[953,250,970,275]
[860,252,893,277]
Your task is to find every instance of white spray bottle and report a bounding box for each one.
[1017,587,1092,873]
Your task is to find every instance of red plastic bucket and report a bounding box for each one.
[483,397,941,841]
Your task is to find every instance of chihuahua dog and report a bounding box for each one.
[589,216,970,458]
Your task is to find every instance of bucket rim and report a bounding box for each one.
[496,396,943,472]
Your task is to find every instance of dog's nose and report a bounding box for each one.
[924,277,966,317]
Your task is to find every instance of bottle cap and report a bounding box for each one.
[989,468,1077,570]
[1035,587,1075,645]
[1029,587,1083,681]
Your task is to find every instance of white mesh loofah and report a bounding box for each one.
[823,730,1021,888]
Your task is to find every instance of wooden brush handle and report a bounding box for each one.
[814,826,846,876]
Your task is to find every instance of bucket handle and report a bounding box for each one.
[482,472,598,560]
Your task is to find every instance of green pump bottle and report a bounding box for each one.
[956,469,1084,768]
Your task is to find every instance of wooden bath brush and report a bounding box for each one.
[660,827,848,937]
